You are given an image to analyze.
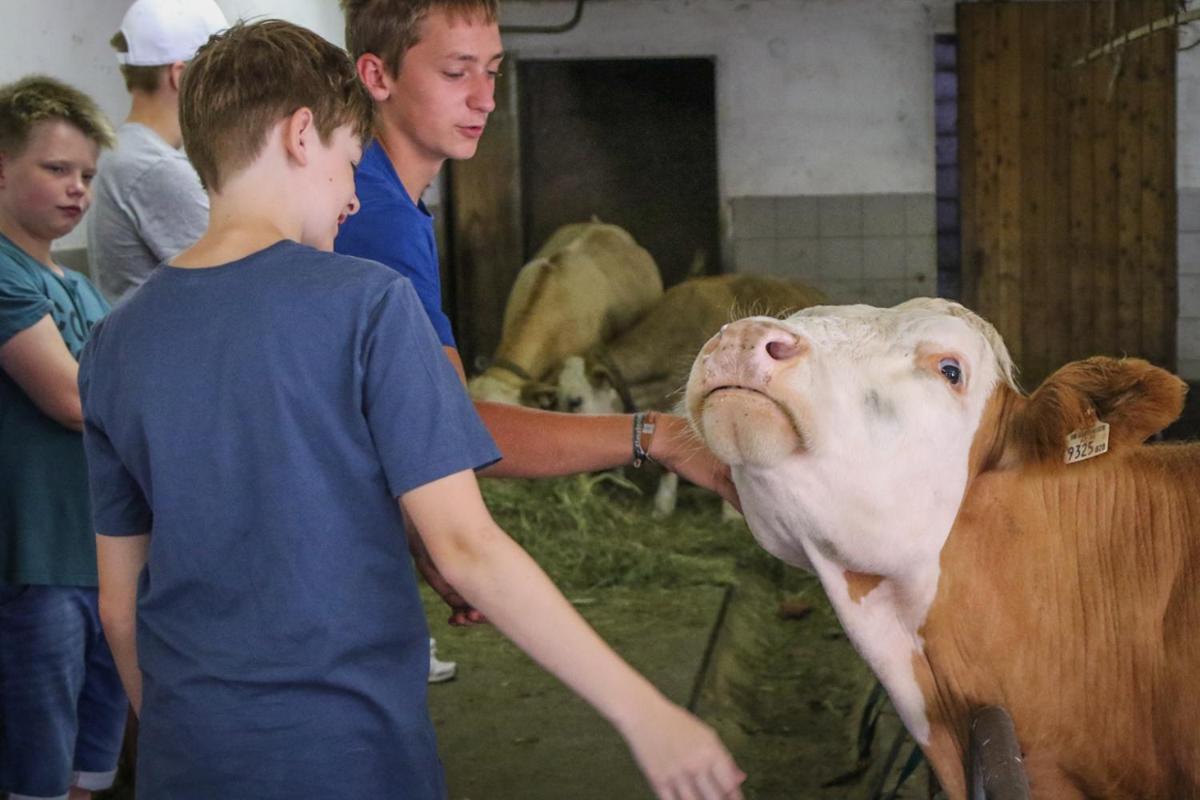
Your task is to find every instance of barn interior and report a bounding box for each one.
[7,0,1200,797]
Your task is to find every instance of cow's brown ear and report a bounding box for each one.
[1009,357,1186,463]
[520,381,559,410]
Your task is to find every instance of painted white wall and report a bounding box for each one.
[505,0,945,198]
[504,0,1200,196]
[213,0,344,45]
[1,0,134,248]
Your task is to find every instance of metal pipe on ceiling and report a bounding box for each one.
[500,0,586,34]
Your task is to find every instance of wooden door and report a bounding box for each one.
[959,0,1176,387]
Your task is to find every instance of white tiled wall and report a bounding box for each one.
[1177,189,1200,380]
[730,193,936,306]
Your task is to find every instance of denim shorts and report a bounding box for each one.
[0,584,128,800]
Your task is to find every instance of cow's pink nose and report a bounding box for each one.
[765,335,804,361]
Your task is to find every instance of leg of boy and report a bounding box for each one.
[70,590,127,794]
[0,586,124,800]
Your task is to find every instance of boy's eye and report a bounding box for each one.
[83,173,96,185]
[443,72,465,79]
[488,70,502,79]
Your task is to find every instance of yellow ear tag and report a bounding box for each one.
[1065,421,1110,464]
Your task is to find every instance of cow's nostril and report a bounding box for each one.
[765,337,803,361]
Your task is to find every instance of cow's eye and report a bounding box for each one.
[567,397,583,412]
[939,358,962,386]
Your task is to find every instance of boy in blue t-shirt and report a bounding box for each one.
[80,19,745,799]
[0,76,128,800]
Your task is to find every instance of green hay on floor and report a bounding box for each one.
[480,471,775,591]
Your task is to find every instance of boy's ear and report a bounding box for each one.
[355,53,393,102]
[167,62,186,93]
[282,107,316,168]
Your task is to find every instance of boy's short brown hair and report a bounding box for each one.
[0,75,115,156]
[110,31,168,94]
[341,0,498,76]
[179,19,374,193]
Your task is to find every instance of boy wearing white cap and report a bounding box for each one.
[86,0,226,303]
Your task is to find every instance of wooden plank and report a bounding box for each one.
[1067,1,1096,364]
[1114,0,1145,357]
[1140,0,1174,369]
[995,3,1024,371]
[962,4,1001,327]
[958,4,980,308]
[1090,0,1120,357]
[1019,4,1048,383]
[448,61,524,372]
[1042,3,1075,378]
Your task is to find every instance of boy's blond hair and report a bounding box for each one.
[179,19,374,193]
[0,76,115,156]
[341,0,498,77]
[110,31,168,94]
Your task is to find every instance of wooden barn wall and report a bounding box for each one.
[959,0,1177,387]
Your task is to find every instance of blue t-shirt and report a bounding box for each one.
[78,240,499,797]
[0,232,109,586]
[335,139,456,347]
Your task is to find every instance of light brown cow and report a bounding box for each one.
[684,297,1199,798]
[548,274,825,516]
[552,274,827,416]
[467,222,663,405]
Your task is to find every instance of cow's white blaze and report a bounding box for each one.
[556,355,623,414]
[686,298,1015,745]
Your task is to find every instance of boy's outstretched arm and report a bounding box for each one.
[96,532,149,715]
[442,346,739,508]
[400,471,746,800]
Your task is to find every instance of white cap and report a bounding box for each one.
[116,0,228,66]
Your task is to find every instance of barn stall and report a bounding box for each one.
[8,0,1199,797]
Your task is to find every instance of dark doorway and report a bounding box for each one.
[518,58,720,286]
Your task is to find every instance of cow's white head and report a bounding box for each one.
[685,298,1016,578]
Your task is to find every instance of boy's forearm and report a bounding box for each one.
[475,403,632,477]
[102,616,143,715]
[96,533,150,715]
[437,525,663,732]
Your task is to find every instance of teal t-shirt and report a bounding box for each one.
[0,232,110,586]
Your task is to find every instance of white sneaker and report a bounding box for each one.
[428,637,457,683]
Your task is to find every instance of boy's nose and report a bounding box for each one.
[470,76,496,113]
[345,195,361,218]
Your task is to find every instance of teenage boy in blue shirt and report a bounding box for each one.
[81,19,745,799]
[335,0,739,631]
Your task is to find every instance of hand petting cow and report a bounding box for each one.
[467,222,663,405]
[685,297,1198,799]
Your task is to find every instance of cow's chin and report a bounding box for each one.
[699,388,805,467]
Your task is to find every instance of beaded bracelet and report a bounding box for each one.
[632,411,657,468]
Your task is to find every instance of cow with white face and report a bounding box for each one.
[685,297,1200,798]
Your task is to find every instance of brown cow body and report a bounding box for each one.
[684,298,1200,798]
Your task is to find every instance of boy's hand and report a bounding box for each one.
[404,520,487,627]
[621,697,746,800]
[649,414,741,511]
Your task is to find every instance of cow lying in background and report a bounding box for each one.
[545,274,825,515]
[467,222,662,405]
[685,297,1199,799]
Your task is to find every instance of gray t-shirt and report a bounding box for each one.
[87,122,208,303]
